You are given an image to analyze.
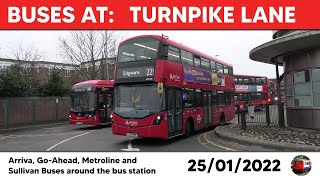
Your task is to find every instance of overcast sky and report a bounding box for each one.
[0,30,283,78]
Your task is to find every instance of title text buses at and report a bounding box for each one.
[69,80,114,125]
[111,35,235,139]
[234,74,272,111]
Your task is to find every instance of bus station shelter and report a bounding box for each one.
[250,30,320,130]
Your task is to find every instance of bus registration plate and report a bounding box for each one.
[126,133,138,138]
[76,122,83,125]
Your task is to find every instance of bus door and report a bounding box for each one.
[97,88,113,123]
[167,87,183,135]
[203,90,212,128]
[212,90,220,124]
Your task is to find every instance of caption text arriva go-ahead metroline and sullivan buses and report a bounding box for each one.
[111,35,235,139]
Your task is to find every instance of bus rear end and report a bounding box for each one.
[234,75,270,111]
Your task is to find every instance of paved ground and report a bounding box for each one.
[215,123,320,151]
[0,124,235,152]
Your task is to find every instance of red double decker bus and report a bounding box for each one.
[112,35,235,139]
[234,74,272,111]
[69,80,114,125]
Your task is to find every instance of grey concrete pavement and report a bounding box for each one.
[215,123,320,151]
[0,124,234,152]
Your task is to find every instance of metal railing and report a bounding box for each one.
[0,97,71,129]
[236,103,286,130]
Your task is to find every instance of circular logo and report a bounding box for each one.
[291,155,311,176]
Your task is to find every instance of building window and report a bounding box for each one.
[65,69,71,77]
[21,67,31,75]
[285,69,320,107]
[313,68,320,107]
[48,68,52,76]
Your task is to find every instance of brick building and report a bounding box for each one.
[0,57,116,87]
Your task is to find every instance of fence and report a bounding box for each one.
[0,97,71,129]
[237,103,286,129]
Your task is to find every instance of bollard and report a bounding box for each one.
[237,105,240,124]
[240,110,246,130]
[266,105,270,126]
[278,103,285,128]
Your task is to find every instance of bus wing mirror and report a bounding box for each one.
[158,83,164,94]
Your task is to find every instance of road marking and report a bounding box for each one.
[0,135,8,141]
[198,132,236,151]
[121,139,140,151]
[46,131,91,151]
[6,132,82,138]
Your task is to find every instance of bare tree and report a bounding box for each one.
[59,31,124,80]
[6,40,46,62]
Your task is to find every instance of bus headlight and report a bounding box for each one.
[87,114,92,119]
[110,114,113,122]
[69,115,72,119]
[153,114,163,125]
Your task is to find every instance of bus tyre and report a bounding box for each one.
[220,115,225,126]
[184,121,192,137]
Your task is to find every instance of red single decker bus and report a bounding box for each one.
[234,74,272,111]
[69,80,114,125]
[112,35,235,139]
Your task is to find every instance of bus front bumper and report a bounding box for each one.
[69,116,100,125]
[112,123,168,139]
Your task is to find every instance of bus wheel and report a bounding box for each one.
[220,115,225,126]
[184,120,192,137]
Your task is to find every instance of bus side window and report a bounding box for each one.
[211,61,216,72]
[212,90,218,106]
[238,78,243,84]
[183,88,195,108]
[225,91,231,105]
[195,89,202,107]
[229,67,233,76]
[216,63,223,74]
[249,77,255,85]
[234,77,238,84]
[243,77,249,85]
[223,65,229,75]
[201,57,211,70]
[194,56,201,68]
[217,91,225,106]
[168,46,180,63]
[181,50,193,66]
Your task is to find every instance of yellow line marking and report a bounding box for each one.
[198,132,236,151]
[0,135,9,141]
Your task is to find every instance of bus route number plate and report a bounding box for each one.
[126,133,138,138]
